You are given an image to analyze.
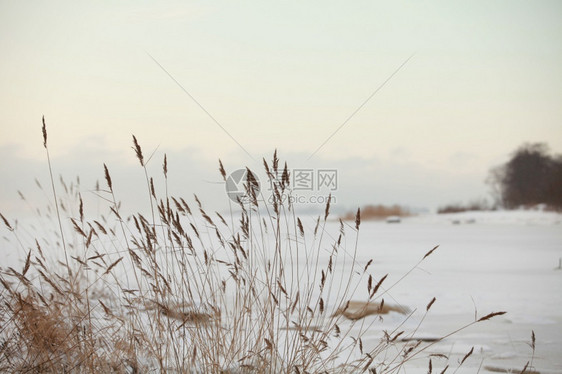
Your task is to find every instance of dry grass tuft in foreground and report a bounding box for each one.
[331,301,411,320]
[0,118,524,373]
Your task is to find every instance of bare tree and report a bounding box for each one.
[488,143,562,209]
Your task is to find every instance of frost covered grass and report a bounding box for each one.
[0,119,524,373]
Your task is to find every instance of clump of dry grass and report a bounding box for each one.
[331,300,410,320]
[342,205,410,221]
[0,118,518,373]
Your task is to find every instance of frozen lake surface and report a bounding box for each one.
[318,210,562,373]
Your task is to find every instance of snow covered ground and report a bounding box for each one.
[319,209,562,373]
[2,209,560,372]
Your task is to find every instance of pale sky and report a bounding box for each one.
[1,1,561,215]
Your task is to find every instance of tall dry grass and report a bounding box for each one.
[0,118,516,373]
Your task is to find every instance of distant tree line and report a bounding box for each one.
[488,143,562,209]
[437,199,490,214]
